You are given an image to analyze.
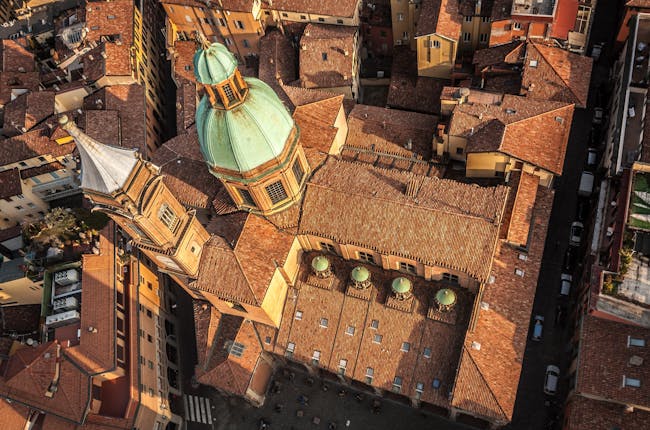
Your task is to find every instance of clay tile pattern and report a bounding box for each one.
[346,104,437,161]
[0,39,35,73]
[521,42,593,108]
[576,315,650,407]
[0,168,22,199]
[452,183,553,422]
[0,341,90,423]
[0,128,76,166]
[268,0,361,17]
[152,132,223,209]
[299,24,357,89]
[259,30,297,99]
[84,0,134,47]
[416,0,462,40]
[172,41,198,83]
[299,159,508,281]
[65,226,116,374]
[564,395,650,430]
[507,172,539,245]
[19,161,66,179]
[292,95,343,156]
[194,214,295,304]
[472,41,524,71]
[84,110,120,146]
[3,91,55,135]
[0,398,29,430]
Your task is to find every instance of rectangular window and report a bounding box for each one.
[243,39,250,48]
[312,350,321,365]
[300,15,306,20]
[237,188,255,206]
[513,22,522,30]
[423,347,432,358]
[338,359,347,375]
[320,242,337,254]
[265,181,288,204]
[286,342,295,358]
[218,18,226,26]
[392,376,402,393]
[50,171,60,179]
[148,360,154,369]
[117,345,125,362]
[365,367,374,384]
[415,382,424,399]
[292,160,304,184]
[234,20,244,29]
[628,336,646,347]
[529,59,538,68]
[318,17,325,22]
[515,268,525,277]
[295,310,303,320]
[442,273,459,284]
[623,376,641,388]
[319,318,329,328]
[401,342,411,352]
[158,204,179,231]
[322,52,328,61]
[479,33,488,43]
[345,325,355,336]
[464,16,472,22]
[373,334,382,344]
[402,31,409,39]
[358,251,375,264]
[463,32,471,42]
[370,319,379,330]
[222,83,236,103]
[397,13,404,21]
[337,19,343,24]
[399,262,416,274]
[229,341,246,358]
[482,16,490,23]
[224,37,232,46]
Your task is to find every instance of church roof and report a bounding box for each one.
[193,43,238,86]
[58,115,138,195]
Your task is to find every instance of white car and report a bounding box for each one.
[531,315,544,341]
[569,221,584,247]
[560,273,572,296]
[544,365,560,395]
[591,43,604,61]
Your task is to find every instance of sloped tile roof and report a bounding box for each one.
[0,168,22,199]
[452,181,553,422]
[0,397,29,429]
[3,91,55,135]
[416,0,462,40]
[565,395,650,430]
[0,39,35,73]
[507,172,539,245]
[0,128,76,167]
[299,159,508,281]
[472,41,524,71]
[521,42,593,108]
[268,0,361,18]
[299,24,357,89]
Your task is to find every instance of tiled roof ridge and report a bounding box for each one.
[296,93,345,110]
[528,42,582,106]
[503,102,573,127]
[231,244,263,306]
[223,359,251,395]
[455,346,508,420]
[202,310,223,373]
[308,162,504,224]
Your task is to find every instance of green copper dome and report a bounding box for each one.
[312,255,330,272]
[351,266,370,283]
[436,288,456,307]
[391,277,412,294]
[196,78,295,174]
[193,43,238,85]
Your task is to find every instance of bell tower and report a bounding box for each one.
[59,115,210,277]
[194,42,310,216]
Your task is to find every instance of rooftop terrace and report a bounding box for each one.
[511,0,556,17]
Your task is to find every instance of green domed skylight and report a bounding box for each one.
[312,255,330,272]
[391,277,412,294]
[351,266,370,283]
[435,288,456,307]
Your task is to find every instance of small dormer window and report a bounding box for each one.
[628,336,646,347]
[623,376,641,388]
[222,83,236,103]
[158,204,179,232]
[266,180,288,204]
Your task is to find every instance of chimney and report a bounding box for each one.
[44,344,61,398]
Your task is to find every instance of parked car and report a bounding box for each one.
[531,315,545,341]
[560,274,572,296]
[587,148,598,168]
[593,107,604,125]
[578,171,595,197]
[569,221,584,247]
[544,365,560,395]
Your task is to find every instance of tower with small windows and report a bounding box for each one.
[58,115,210,277]
[194,42,310,216]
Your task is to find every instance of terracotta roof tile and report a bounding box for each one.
[84,0,134,47]
[452,182,554,422]
[0,168,22,199]
[82,43,133,81]
[172,41,198,83]
[0,128,76,167]
[19,161,65,179]
[292,95,343,156]
[346,104,437,162]
[175,79,197,131]
[259,30,297,97]
[84,110,120,147]
[269,0,361,17]
[299,159,508,281]
[152,132,223,209]
[507,172,539,245]
[0,40,35,73]
[194,214,295,304]
[0,397,29,429]
[453,94,574,174]
[565,395,650,430]
[65,226,116,374]
[0,71,41,107]
[576,315,650,407]
[472,41,524,71]
[299,24,357,89]
[416,0,462,40]
[3,91,56,136]
[193,300,222,370]
[280,84,340,112]
[0,341,90,423]
[521,42,593,108]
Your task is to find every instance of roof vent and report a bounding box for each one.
[311,255,331,278]
[350,266,371,289]
[471,341,481,351]
[505,108,516,115]
[405,138,413,150]
[480,301,489,311]
[391,277,412,301]
[630,355,644,366]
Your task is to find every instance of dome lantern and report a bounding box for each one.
[350,266,371,289]
[311,255,331,278]
[391,277,412,301]
[435,288,457,312]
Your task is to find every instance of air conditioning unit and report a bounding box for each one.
[53,296,79,311]
[45,310,80,327]
[54,269,79,286]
